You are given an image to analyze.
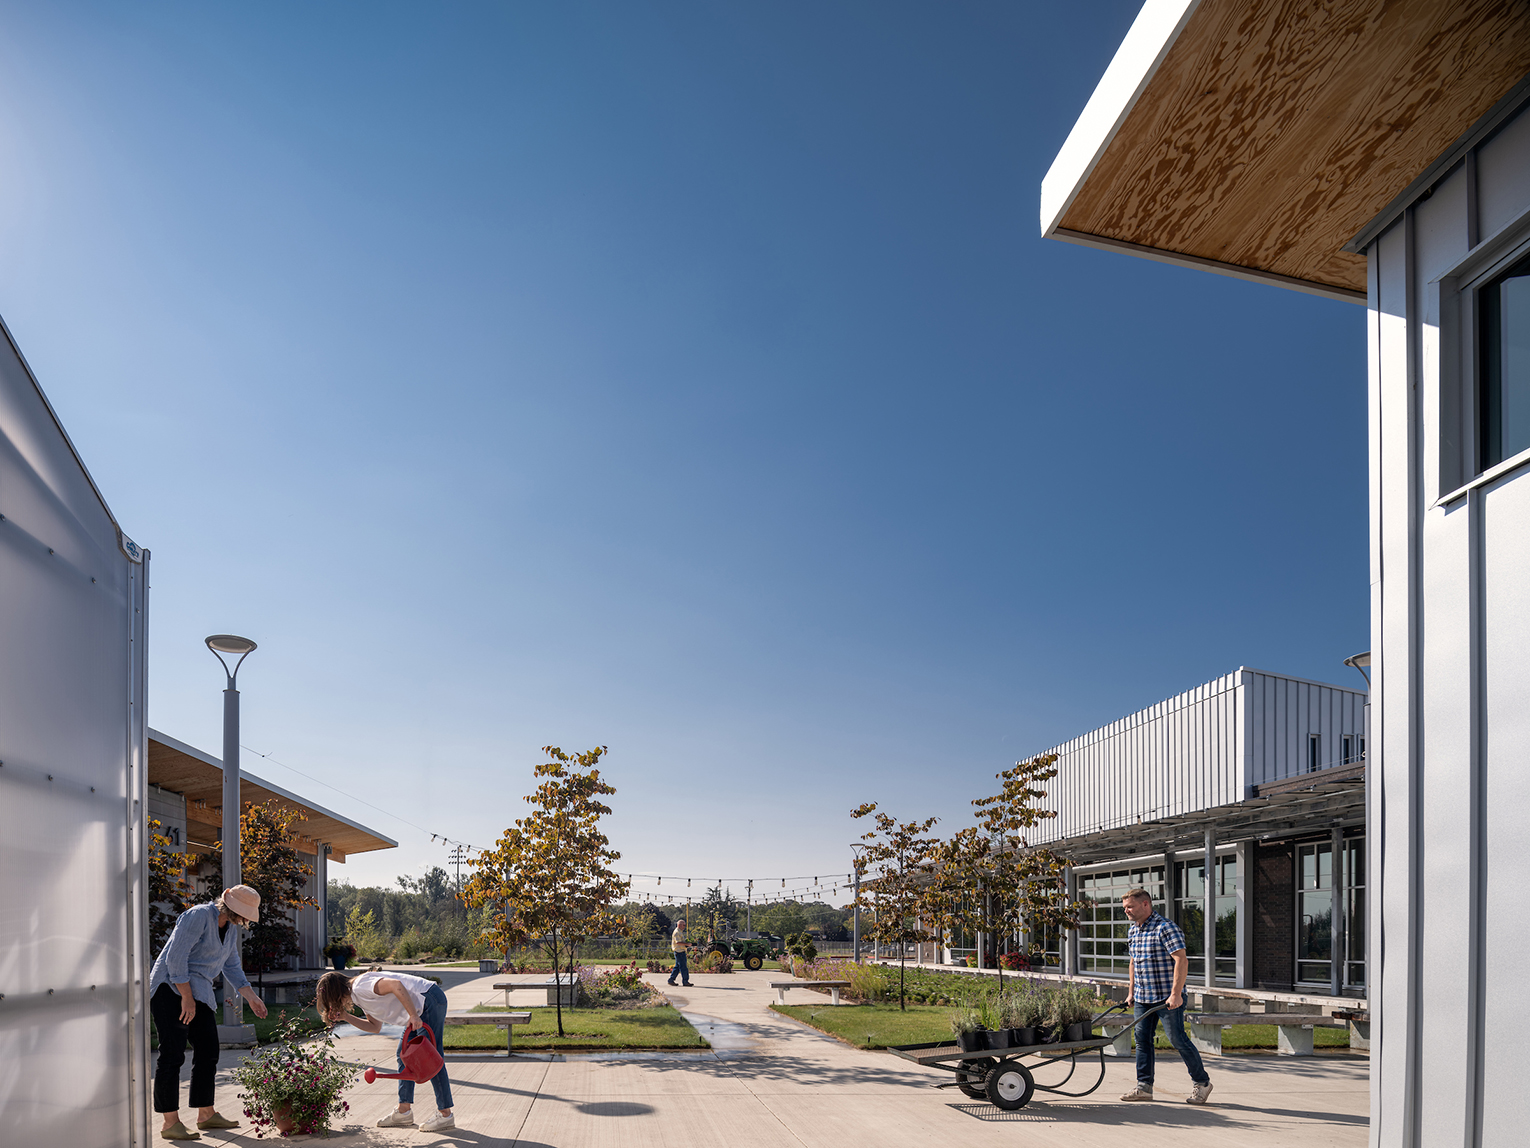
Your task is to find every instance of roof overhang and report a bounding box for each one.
[148,729,398,862]
[1041,0,1530,303]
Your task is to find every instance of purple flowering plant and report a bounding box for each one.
[231,1012,358,1138]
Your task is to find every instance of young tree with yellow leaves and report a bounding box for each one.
[464,745,629,1036]
[850,804,941,1012]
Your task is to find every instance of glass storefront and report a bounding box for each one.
[1173,854,1237,982]
[1076,864,1165,976]
[1296,834,1365,988]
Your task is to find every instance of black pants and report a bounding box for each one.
[151,983,220,1113]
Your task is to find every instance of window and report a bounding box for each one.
[1172,854,1237,982]
[1480,253,1530,468]
[1341,735,1364,765]
[1309,735,1322,773]
[1296,836,1367,988]
[1075,865,1164,977]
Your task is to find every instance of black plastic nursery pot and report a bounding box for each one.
[1010,1026,1037,1046]
[986,1028,1014,1050]
[1063,1022,1088,1043]
[956,1029,986,1052]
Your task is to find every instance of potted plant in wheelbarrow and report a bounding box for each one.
[980,996,1013,1049]
[1059,984,1097,1044]
[1003,984,1040,1047]
[232,1013,358,1137]
[950,1006,986,1052]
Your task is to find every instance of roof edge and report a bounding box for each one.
[148,728,399,849]
[1040,0,1203,238]
[1050,228,1367,304]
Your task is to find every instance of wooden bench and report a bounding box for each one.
[770,980,851,1006]
[1187,1011,1347,1057]
[444,1010,532,1056]
[492,980,579,1008]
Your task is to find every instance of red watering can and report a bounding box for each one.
[363,1026,444,1084]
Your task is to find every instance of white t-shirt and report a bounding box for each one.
[350,971,435,1026]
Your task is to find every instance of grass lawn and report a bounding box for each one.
[771,1003,1352,1052]
[446,1005,707,1050]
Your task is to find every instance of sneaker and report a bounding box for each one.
[1120,1085,1154,1101]
[377,1109,415,1127]
[666,980,677,986]
[420,1113,456,1132]
[681,982,693,987]
[1187,1080,1214,1105]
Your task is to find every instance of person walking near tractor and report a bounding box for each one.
[1119,887,1213,1105]
[666,919,693,987]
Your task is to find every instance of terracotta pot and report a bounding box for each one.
[273,1104,296,1135]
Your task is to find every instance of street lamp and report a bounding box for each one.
[849,844,867,964]
[206,634,256,895]
[1343,650,1371,688]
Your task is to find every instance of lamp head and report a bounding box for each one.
[1343,650,1371,688]
[206,634,257,684]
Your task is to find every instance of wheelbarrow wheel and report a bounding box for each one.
[956,1058,993,1099]
[744,954,763,971]
[984,1060,1034,1111]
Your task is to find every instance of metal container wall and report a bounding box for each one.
[0,317,150,1145]
[1027,668,1365,846]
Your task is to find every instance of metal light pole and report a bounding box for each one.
[850,844,866,963]
[206,634,256,1027]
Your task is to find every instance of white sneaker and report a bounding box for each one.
[419,1113,456,1132]
[1120,1084,1154,1101]
[377,1109,415,1127]
[1187,1080,1214,1105]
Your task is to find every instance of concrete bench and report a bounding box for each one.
[1331,1007,1371,1051]
[444,1010,532,1056]
[770,980,851,1006]
[492,979,579,1008]
[1188,1011,1346,1057]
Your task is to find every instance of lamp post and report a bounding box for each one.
[849,844,866,963]
[206,634,256,1028]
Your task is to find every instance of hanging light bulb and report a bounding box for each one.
[687,878,691,888]
[658,877,662,885]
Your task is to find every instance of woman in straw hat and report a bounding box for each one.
[147,885,268,1141]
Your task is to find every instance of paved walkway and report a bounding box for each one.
[152,969,1368,1145]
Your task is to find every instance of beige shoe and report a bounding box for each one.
[159,1122,202,1141]
[419,1112,456,1132]
[195,1113,239,1130]
[377,1109,416,1127]
[1120,1084,1154,1101]
[1187,1080,1214,1105]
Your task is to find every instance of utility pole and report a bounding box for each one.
[746,880,753,932]
[849,846,866,963]
[449,844,468,897]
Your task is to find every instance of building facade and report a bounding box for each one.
[1042,3,1530,1143]
[945,668,1367,997]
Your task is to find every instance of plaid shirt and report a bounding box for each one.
[1128,912,1187,1003]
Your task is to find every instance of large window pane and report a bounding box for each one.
[1480,254,1530,468]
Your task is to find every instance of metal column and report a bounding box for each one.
[1331,826,1346,998]
[1203,826,1216,990]
[1063,867,1078,976]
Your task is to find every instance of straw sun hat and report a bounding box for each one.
[221,885,261,923]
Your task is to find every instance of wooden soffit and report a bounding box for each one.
[1041,0,1530,302]
[148,729,396,862]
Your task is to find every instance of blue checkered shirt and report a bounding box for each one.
[1128,912,1186,1003]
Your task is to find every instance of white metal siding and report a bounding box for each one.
[0,318,150,1146]
[1027,668,1364,847]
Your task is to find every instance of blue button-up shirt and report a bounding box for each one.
[148,901,251,1011]
[1127,911,1187,1003]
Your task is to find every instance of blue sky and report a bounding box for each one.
[0,1,1367,902]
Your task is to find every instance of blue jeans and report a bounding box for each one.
[668,950,690,984]
[399,984,453,1111]
[1134,1000,1209,1087]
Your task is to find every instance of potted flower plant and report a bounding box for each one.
[979,996,1011,1049]
[1006,984,1039,1046]
[950,1006,985,1052]
[322,940,355,971]
[1062,984,1101,1044]
[231,1013,358,1138]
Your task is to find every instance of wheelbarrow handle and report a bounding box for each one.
[1091,1000,1168,1025]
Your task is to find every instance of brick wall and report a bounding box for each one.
[1251,841,1294,990]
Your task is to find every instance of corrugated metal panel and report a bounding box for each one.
[1027,668,1367,846]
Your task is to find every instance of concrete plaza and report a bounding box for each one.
[154,968,1368,1145]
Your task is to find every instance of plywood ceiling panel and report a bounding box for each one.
[1059,0,1530,294]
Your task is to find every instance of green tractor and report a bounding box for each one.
[700,929,778,971]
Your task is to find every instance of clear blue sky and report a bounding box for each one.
[0,1,1366,903]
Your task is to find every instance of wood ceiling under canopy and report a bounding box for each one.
[148,730,397,863]
[1042,0,1530,301]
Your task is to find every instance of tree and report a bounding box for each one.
[464,745,629,1036]
[148,819,195,959]
[932,754,1084,989]
[755,901,808,939]
[850,803,942,1011]
[398,867,454,907]
[200,801,320,980]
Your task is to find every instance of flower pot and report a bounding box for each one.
[987,1028,1014,1050]
[1063,1022,1088,1043]
[1036,1024,1056,1044]
[330,954,346,971]
[1011,1026,1037,1047]
[273,1103,296,1135]
[955,1030,983,1052]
